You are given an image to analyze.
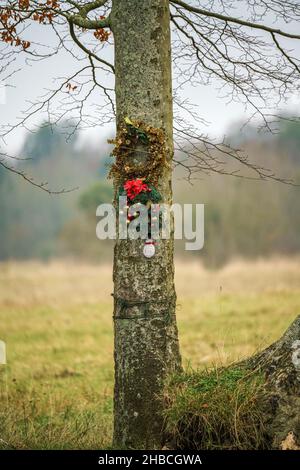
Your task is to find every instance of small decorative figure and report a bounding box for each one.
[143,239,156,258]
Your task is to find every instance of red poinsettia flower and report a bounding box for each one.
[124,179,150,200]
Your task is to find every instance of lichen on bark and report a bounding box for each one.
[248,315,300,449]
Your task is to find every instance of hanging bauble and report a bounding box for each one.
[143,239,156,258]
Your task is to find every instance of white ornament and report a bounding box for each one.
[143,240,155,258]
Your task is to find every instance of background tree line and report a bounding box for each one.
[0,116,299,267]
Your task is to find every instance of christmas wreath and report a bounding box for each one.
[108,117,167,257]
[108,117,170,186]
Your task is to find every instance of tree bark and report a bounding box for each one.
[247,315,300,449]
[110,0,182,449]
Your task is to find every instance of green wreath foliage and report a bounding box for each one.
[118,183,162,205]
[108,117,170,186]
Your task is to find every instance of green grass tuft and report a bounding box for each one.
[163,365,270,450]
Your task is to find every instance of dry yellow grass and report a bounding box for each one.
[0,258,299,449]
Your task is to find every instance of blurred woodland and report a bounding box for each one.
[0,117,299,267]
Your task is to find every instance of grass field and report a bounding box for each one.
[0,258,299,449]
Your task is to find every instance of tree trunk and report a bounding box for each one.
[110,0,182,449]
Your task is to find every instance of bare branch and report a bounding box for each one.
[171,0,300,41]
[68,19,114,72]
[0,153,78,194]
